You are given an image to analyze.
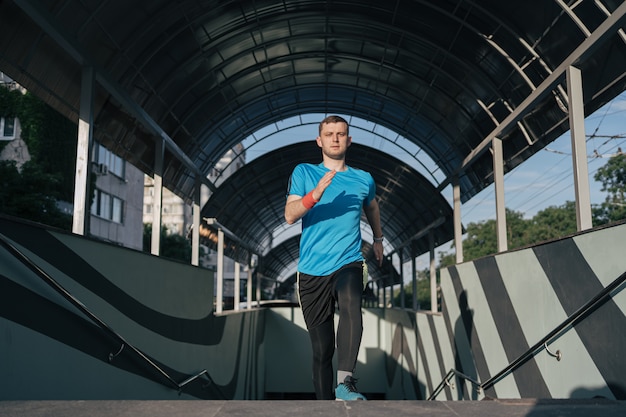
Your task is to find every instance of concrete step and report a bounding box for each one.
[0,399,624,417]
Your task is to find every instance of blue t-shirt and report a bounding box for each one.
[287,163,376,276]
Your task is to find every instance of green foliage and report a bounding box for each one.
[429,200,583,271]
[143,223,193,263]
[15,92,78,201]
[438,251,456,268]
[0,160,72,229]
[1,89,77,198]
[392,268,435,310]
[0,87,21,117]
[440,153,626,267]
[461,208,528,261]
[402,203,581,309]
[430,153,626,309]
[530,201,578,241]
[0,87,23,154]
[593,153,626,225]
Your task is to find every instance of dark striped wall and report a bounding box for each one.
[432,222,626,400]
[266,221,626,401]
[0,216,267,400]
[1,215,624,400]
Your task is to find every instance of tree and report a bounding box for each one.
[593,152,626,225]
[0,160,72,229]
[0,87,21,120]
[440,203,582,267]
[142,223,193,263]
[392,268,435,310]
[1,87,78,228]
[530,201,578,242]
[16,92,78,202]
[458,208,528,261]
[401,154,626,304]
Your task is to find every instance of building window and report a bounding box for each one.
[112,197,123,223]
[91,189,124,223]
[94,143,125,178]
[0,116,17,140]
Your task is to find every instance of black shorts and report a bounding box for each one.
[297,261,365,330]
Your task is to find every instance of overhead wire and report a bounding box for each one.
[511,91,626,216]
[461,92,626,223]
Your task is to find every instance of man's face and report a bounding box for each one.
[316,122,352,160]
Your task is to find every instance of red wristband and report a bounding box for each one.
[301,191,319,209]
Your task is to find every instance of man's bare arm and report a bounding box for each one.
[364,198,384,266]
[284,170,336,224]
[284,194,308,224]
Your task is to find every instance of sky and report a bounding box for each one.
[418,91,626,271]
[460,91,626,225]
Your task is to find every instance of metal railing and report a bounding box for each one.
[428,269,626,400]
[0,233,221,397]
[429,369,482,400]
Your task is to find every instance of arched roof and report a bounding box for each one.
[1,1,625,280]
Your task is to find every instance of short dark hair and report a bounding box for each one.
[319,115,349,136]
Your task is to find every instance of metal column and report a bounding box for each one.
[399,251,405,309]
[411,248,418,310]
[234,261,241,311]
[191,179,201,267]
[256,271,262,308]
[453,177,463,264]
[429,230,437,313]
[72,66,94,236]
[567,65,593,231]
[151,139,164,256]
[216,228,224,314]
[493,137,507,252]
[247,266,253,310]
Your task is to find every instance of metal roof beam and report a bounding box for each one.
[438,1,626,192]
[385,216,446,258]
[12,0,217,192]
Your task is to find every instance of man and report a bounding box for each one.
[285,115,384,400]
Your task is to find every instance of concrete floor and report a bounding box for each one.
[0,399,624,417]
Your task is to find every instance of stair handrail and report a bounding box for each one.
[428,269,626,400]
[429,369,482,400]
[0,233,221,397]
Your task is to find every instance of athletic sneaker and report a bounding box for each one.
[335,376,367,401]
